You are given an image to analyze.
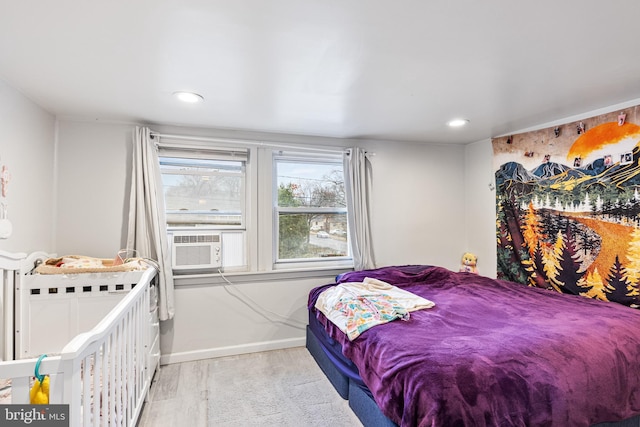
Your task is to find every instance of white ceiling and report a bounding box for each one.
[1,1,640,144]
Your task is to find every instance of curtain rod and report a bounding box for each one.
[150,132,347,154]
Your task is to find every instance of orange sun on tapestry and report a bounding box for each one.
[567,122,640,162]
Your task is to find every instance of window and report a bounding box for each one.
[274,153,349,263]
[159,152,246,228]
[156,140,351,274]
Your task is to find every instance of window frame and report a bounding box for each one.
[272,151,352,269]
[156,139,353,277]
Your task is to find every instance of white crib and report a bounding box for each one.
[0,250,160,427]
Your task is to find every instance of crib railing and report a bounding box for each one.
[0,267,156,427]
[0,250,26,361]
[0,354,66,402]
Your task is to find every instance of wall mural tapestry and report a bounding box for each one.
[493,106,640,308]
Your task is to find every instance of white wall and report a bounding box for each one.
[464,139,497,278]
[0,79,55,254]
[54,120,467,362]
[162,274,335,363]
[367,140,466,270]
[54,122,469,271]
[54,121,133,256]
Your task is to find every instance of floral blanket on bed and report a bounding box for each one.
[336,294,409,340]
[314,277,435,340]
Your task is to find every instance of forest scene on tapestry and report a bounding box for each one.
[493,107,640,308]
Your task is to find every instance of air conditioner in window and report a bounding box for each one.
[171,232,222,271]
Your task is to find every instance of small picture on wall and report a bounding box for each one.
[573,157,582,167]
[604,154,613,167]
[621,152,633,165]
[618,112,626,126]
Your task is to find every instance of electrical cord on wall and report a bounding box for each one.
[217,268,306,331]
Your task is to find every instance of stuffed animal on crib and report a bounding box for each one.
[459,252,478,274]
[30,355,49,404]
[30,376,49,404]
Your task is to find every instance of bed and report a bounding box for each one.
[0,250,160,427]
[306,265,640,427]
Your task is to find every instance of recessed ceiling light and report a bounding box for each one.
[173,91,204,103]
[447,118,469,128]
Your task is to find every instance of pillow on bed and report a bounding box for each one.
[336,265,433,285]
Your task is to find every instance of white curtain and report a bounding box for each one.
[344,147,375,270]
[127,127,175,321]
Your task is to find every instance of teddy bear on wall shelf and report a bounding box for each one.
[460,252,478,274]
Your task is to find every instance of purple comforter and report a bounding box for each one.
[309,266,640,427]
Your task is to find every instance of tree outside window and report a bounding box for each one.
[275,156,349,261]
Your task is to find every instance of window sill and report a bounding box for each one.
[172,265,353,287]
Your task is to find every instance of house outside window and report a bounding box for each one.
[160,156,245,228]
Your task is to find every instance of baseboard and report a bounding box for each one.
[159,337,306,365]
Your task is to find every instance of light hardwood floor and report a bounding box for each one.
[137,347,362,426]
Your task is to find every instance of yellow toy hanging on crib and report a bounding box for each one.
[30,355,49,404]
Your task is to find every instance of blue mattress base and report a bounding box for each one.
[593,417,640,427]
[348,381,399,427]
[307,312,367,382]
[305,325,349,399]
[305,317,399,426]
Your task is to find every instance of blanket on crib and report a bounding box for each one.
[35,255,147,274]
